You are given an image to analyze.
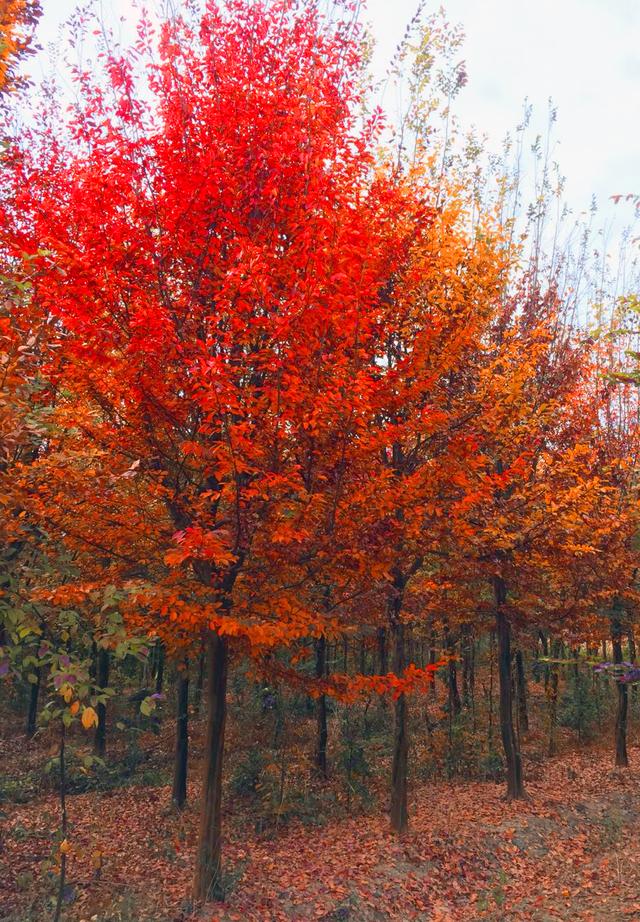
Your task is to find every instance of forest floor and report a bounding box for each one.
[2,726,640,922]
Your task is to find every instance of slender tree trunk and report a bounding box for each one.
[390,613,408,833]
[548,639,560,757]
[488,629,495,745]
[359,638,367,676]
[89,640,97,682]
[377,626,388,675]
[314,636,328,779]
[155,640,165,695]
[538,630,549,690]
[494,577,525,800]
[193,630,228,902]
[194,647,205,716]
[389,569,409,834]
[428,623,438,700]
[94,647,110,757]
[407,625,415,668]
[173,663,189,809]
[26,666,41,737]
[53,723,68,922]
[612,615,629,768]
[444,626,461,717]
[628,630,638,702]
[462,626,474,710]
[515,649,529,733]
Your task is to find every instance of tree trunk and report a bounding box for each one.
[26,666,41,737]
[444,626,461,717]
[547,639,560,757]
[515,648,529,733]
[488,629,495,744]
[390,579,408,834]
[428,623,438,700]
[53,723,68,922]
[612,615,629,768]
[628,630,637,701]
[359,638,367,676]
[89,640,97,681]
[194,647,205,716]
[462,626,474,710]
[407,626,415,668]
[155,640,165,695]
[494,577,525,800]
[94,648,110,757]
[172,663,189,809]
[377,626,388,675]
[538,630,549,689]
[314,635,328,779]
[193,631,228,902]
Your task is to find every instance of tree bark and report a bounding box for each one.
[359,638,367,676]
[547,639,560,757]
[193,630,228,902]
[390,579,408,834]
[428,623,438,700]
[94,648,110,757]
[154,640,165,695]
[314,635,328,779]
[194,646,205,716]
[172,663,189,808]
[26,666,41,737]
[494,577,525,799]
[377,626,388,675]
[461,625,474,710]
[53,723,68,922]
[538,630,549,690]
[444,626,461,717]
[612,614,629,768]
[515,648,529,733]
[488,629,495,745]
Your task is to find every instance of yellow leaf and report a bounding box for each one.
[81,706,98,729]
[59,838,71,855]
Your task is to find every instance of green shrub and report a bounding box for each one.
[230,747,267,797]
[559,671,600,742]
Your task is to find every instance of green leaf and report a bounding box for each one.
[140,697,153,717]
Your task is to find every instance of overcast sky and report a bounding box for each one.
[33,0,639,230]
[368,0,639,223]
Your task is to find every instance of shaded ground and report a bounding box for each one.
[2,737,640,921]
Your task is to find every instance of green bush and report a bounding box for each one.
[337,711,371,809]
[230,747,267,797]
[559,671,600,742]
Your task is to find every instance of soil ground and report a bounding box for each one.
[2,729,640,921]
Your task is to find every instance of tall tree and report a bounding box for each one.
[1,0,418,900]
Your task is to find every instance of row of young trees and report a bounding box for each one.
[1,0,639,906]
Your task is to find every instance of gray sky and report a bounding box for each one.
[34,0,639,229]
[368,0,638,221]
